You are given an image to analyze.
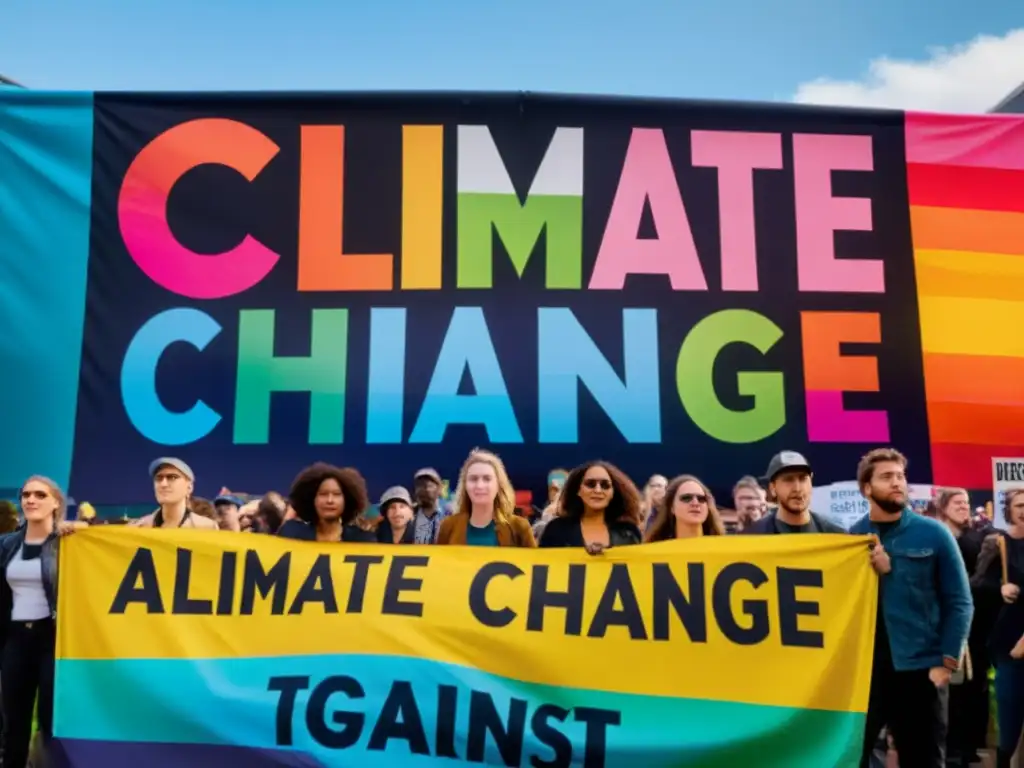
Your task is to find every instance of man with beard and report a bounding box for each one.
[743,451,845,534]
[850,448,973,768]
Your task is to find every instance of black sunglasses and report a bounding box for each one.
[582,479,613,490]
[679,493,708,504]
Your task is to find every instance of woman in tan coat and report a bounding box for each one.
[437,449,536,548]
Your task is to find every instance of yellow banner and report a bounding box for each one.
[55,529,876,766]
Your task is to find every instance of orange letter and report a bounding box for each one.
[298,126,392,291]
[801,311,889,443]
[401,125,443,289]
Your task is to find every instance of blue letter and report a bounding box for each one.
[409,307,522,443]
[366,308,406,444]
[121,308,222,445]
[537,308,660,443]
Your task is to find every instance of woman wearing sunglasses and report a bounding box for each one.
[0,476,84,768]
[538,461,642,552]
[645,475,725,542]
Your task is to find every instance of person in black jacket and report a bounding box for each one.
[1,476,83,768]
[977,487,1024,768]
[539,461,643,551]
[936,487,996,767]
[744,451,845,534]
[277,463,373,543]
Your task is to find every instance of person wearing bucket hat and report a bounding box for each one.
[743,451,844,535]
[376,487,416,545]
[132,457,217,530]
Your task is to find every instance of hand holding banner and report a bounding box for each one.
[54,529,876,767]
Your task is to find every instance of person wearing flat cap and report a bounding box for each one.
[376,487,416,545]
[133,457,217,530]
[213,494,245,532]
[743,451,844,535]
[411,467,452,545]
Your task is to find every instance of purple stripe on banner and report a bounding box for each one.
[51,738,327,768]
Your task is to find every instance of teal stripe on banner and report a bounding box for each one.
[55,654,864,767]
[0,91,94,492]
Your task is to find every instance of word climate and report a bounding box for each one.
[119,120,893,448]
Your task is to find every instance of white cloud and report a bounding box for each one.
[793,28,1024,112]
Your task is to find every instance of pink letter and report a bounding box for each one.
[805,390,890,442]
[119,119,281,300]
[793,134,883,293]
[692,131,782,291]
[590,128,706,290]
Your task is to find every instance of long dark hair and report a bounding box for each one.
[646,474,725,541]
[557,461,642,527]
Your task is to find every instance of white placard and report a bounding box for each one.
[992,458,1024,531]
[812,481,936,530]
[812,482,868,530]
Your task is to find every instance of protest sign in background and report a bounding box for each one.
[992,457,1024,531]
[53,528,876,767]
[813,481,936,529]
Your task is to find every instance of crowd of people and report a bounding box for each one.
[0,446,1022,768]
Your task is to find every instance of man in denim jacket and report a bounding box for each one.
[850,448,973,768]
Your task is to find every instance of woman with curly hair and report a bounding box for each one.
[438,449,536,547]
[277,463,371,542]
[538,461,642,553]
[645,475,725,542]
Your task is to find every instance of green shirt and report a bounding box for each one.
[466,520,498,547]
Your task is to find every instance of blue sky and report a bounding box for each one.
[1,0,1021,104]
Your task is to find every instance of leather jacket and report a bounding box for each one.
[0,527,60,647]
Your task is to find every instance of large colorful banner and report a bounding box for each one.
[1,92,1023,502]
[53,528,876,767]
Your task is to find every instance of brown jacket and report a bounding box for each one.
[437,512,537,548]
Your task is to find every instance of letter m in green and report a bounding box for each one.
[456,125,583,289]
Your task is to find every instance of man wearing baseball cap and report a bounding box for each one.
[743,451,844,534]
[133,457,217,530]
[411,468,452,544]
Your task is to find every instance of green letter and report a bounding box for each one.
[676,310,784,443]
[234,309,348,444]
[456,125,583,289]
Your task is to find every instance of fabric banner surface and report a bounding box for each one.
[54,529,876,767]
[4,92,1024,504]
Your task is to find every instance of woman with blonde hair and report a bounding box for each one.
[437,449,536,547]
[645,474,725,541]
[0,476,83,768]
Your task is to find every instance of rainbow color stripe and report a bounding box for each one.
[52,529,876,767]
[908,112,1024,489]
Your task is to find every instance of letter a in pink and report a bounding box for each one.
[590,129,707,290]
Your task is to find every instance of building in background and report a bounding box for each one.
[992,83,1024,113]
